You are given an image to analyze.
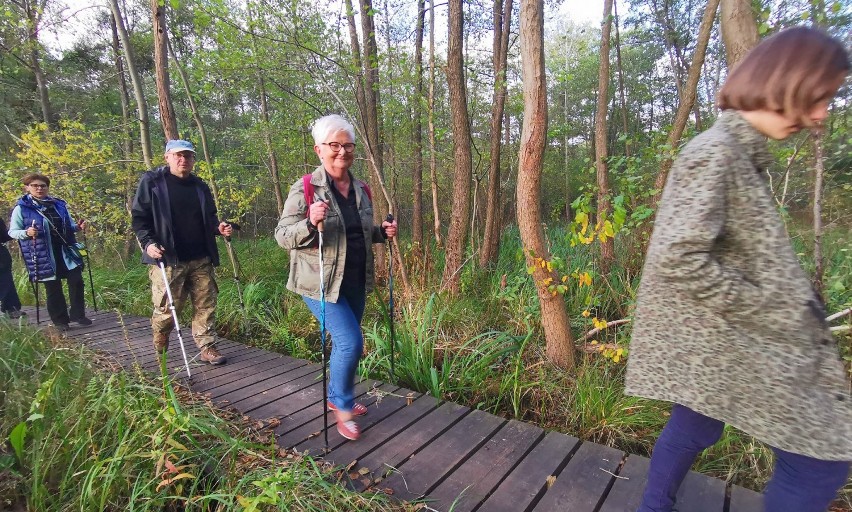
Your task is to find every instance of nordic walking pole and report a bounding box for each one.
[156,252,192,379]
[79,227,97,312]
[385,214,396,384]
[222,222,245,311]
[30,220,40,325]
[316,213,329,452]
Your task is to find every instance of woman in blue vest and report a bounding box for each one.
[8,173,90,330]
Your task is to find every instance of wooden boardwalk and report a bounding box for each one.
[21,307,764,512]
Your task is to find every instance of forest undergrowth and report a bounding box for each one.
[5,224,851,509]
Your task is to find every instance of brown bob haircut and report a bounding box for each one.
[717,26,850,123]
[22,173,51,186]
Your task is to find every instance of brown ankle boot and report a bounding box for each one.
[153,334,169,354]
[199,345,226,365]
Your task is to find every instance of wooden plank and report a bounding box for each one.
[288,383,401,456]
[188,353,296,392]
[378,408,504,502]
[598,454,649,512]
[295,385,418,455]
[215,363,322,409]
[426,419,544,512]
[729,485,763,512]
[197,358,310,398]
[532,441,623,512]
[273,379,385,447]
[325,393,440,469]
[468,431,580,512]
[347,401,470,492]
[673,470,726,512]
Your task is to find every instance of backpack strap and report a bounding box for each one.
[357,180,372,203]
[302,174,314,219]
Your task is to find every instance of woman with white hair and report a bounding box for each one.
[275,114,397,441]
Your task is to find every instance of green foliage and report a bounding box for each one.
[0,323,406,511]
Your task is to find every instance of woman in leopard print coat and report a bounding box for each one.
[625,27,851,512]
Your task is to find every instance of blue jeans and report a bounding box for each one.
[303,286,366,413]
[639,404,850,512]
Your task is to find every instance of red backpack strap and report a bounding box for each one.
[357,180,372,203]
[302,174,314,218]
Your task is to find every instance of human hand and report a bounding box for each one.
[382,219,398,239]
[219,222,233,237]
[77,219,87,231]
[146,243,164,259]
[309,200,329,228]
[26,226,38,238]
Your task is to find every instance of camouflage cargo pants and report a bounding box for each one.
[150,257,218,349]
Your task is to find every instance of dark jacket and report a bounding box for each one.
[9,195,82,281]
[0,218,12,270]
[130,166,221,267]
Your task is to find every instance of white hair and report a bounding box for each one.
[311,114,356,145]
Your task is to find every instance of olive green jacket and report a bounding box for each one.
[275,166,384,302]
[625,111,852,460]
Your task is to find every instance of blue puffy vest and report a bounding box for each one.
[16,195,80,281]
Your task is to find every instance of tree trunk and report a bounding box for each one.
[649,0,720,214]
[720,0,759,70]
[168,41,221,211]
[480,0,513,267]
[428,0,442,247]
[23,0,53,129]
[412,0,426,251]
[344,0,370,135]
[108,0,152,168]
[441,0,473,295]
[110,13,135,220]
[248,8,284,214]
[152,0,178,140]
[359,0,387,277]
[518,0,575,369]
[614,0,630,157]
[596,0,615,272]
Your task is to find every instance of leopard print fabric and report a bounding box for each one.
[625,110,852,461]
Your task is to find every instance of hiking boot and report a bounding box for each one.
[6,309,25,319]
[51,322,69,332]
[328,401,368,416]
[153,334,170,354]
[199,345,226,365]
[73,317,92,326]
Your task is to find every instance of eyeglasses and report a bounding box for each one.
[29,184,48,189]
[322,142,356,153]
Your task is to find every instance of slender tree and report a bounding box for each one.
[441,0,473,295]
[412,0,426,250]
[428,0,442,247]
[152,0,178,140]
[480,0,514,267]
[595,0,615,272]
[108,0,153,168]
[518,0,575,369]
[648,0,720,215]
[248,6,284,213]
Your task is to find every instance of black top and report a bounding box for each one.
[33,198,71,248]
[329,174,366,289]
[165,172,208,262]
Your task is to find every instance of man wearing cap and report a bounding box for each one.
[131,139,232,365]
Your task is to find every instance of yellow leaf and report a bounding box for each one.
[582,310,590,318]
[562,275,568,283]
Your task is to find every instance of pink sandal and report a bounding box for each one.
[327,401,368,416]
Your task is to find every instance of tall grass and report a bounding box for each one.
[0,323,408,511]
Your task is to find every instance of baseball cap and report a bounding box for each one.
[165,139,196,154]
